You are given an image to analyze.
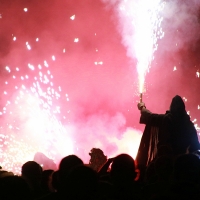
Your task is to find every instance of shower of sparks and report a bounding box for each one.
[184,97,200,135]
[135,0,165,93]
[0,35,75,173]
[117,0,165,94]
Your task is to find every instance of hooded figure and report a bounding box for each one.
[136,95,200,170]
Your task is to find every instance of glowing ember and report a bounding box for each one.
[183,97,187,102]
[26,42,31,50]
[74,38,79,43]
[196,70,200,78]
[70,15,76,20]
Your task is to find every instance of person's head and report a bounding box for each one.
[58,155,83,185]
[110,154,137,184]
[62,165,98,200]
[89,148,107,172]
[21,161,42,182]
[169,95,186,115]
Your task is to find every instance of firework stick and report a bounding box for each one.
[139,93,143,103]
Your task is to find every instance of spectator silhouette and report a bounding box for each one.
[110,153,140,200]
[41,169,54,195]
[141,155,173,200]
[51,170,59,192]
[89,148,107,172]
[62,165,98,200]
[21,161,43,199]
[169,154,200,200]
[58,154,83,186]
[38,155,83,200]
[0,175,32,200]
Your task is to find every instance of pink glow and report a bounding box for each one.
[0,0,199,173]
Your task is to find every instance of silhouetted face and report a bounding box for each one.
[169,95,186,114]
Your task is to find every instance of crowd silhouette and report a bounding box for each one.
[0,96,200,199]
[0,148,200,200]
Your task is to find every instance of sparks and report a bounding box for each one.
[116,0,165,94]
[74,38,79,43]
[52,55,56,61]
[26,42,31,50]
[70,15,75,20]
[196,70,200,78]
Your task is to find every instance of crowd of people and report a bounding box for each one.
[0,95,200,200]
[0,148,200,200]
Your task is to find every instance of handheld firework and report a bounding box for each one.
[139,93,143,103]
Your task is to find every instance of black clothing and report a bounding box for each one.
[136,106,200,168]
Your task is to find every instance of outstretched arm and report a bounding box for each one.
[137,102,164,126]
[98,158,114,176]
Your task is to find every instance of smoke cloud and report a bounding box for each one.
[0,0,199,173]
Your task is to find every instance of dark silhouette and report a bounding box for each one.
[21,161,43,199]
[58,154,83,186]
[110,153,140,200]
[140,155,173,200]
[168,154,200,200]
[0,176,32,200]
[89,148,107,172]
[136,95,200,170]
[51,170,59,192]
[61,165,98,200]
[41,169,54,195]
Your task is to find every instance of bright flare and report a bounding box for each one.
[134,0,165,93]
[117,0,165,94]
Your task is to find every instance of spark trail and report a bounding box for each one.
[103,0,165,95]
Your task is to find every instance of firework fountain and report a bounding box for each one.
[106,0,165,101]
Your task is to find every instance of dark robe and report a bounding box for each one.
[136,108,200,169]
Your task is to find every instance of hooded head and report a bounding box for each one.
[169,95,186,115]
